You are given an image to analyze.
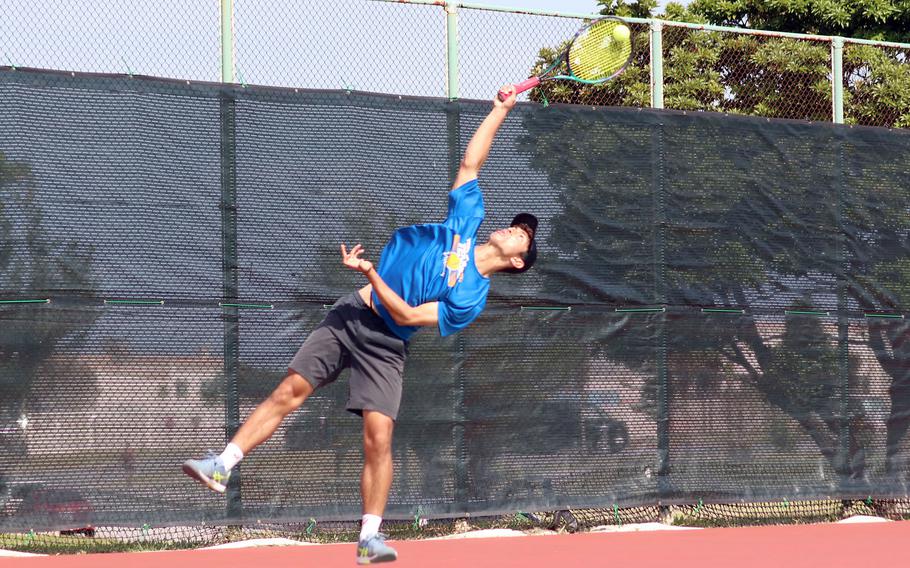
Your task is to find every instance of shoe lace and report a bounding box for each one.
[362,532,389,545]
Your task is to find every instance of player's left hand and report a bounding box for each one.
[341,243,374,274]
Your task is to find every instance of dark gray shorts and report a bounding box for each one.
[288,292,408,420]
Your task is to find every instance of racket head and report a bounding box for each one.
[565,17,634,84]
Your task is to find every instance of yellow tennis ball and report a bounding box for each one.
[613,24,631,42]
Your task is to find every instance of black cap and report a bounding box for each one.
[504,213,538,274]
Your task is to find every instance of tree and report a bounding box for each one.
[841,134,910,476]
[684,0,910,41]
[0,152,99,449]
[517,97,910,489]
[682,0,910,127]
[519,0,910,487]
[531,0,910,127]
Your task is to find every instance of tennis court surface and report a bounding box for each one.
[4,519,908,567]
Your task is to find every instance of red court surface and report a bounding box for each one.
[4,520,908,568]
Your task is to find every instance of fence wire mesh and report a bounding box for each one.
[1,1,909,126]
[1,498,909,553]
[2,0,910,554]
[0,0,219,81]
[660,25,834,121]
[234,0,447,95]
[844,41,910,128]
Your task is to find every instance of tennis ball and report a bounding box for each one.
[613,24,631,42]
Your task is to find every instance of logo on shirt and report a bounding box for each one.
[441,234,471,287]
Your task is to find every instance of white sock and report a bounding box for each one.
[219,443,244,471]
[359,514,382,541]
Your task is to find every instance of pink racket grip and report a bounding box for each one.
[497,77,540,101]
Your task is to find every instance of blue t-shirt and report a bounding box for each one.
[371,179,490,341]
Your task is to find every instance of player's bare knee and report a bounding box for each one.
[268,383,296,409]
[270,373,312,410]
[364,438,392,459]
[363,428,393,456]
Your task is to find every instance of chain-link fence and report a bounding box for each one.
[2,1,910,553]
[1,0,908,126]
[844,41,910,128]
[3,67,910,549]
[0,0,219,81]
[658,26,833,120]
[234,0,448,96]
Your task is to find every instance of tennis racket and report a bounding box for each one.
[498,16,634,101]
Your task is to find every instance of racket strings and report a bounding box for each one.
[568,20,632,81]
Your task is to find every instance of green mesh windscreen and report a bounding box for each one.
[0,68,908,533]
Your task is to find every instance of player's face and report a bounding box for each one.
[489,226,531,257]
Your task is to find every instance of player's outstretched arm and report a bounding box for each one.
[452,85,517,189]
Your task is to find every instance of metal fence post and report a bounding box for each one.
[221,0,235,83]
[652,123,670,504]
[831,37,844,124]
[444,1,465,506]
[650,20,664,109]
[220,0,240,521]
[220,92,242,519]
[445,2,459,100]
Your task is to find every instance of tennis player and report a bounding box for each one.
[182,85,537,564]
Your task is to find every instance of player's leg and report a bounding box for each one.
[357,410,397,565]
[181,371,316,493]
[231,370,315,452]
[361,409,395,516]
[183,307,350,493]
[347,291,407,564]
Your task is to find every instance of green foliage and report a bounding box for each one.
[844,43,910,127]
[597,0,659,19]
[870,258,910,307]
[685,0,910,42]
[527,0,910,127]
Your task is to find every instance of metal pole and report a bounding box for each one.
[650,20,664,109]
[220,93,241,517]
[221,0,235,83]
[831,37,844,124]
[446,2,459,100]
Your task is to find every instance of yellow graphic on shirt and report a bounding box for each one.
[446,252,462,270]
[441,234,471,287]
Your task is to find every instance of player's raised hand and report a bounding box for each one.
[494,84,517,109]
[340,243,374,274]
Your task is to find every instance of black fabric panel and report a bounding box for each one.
[1,68,909,530]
